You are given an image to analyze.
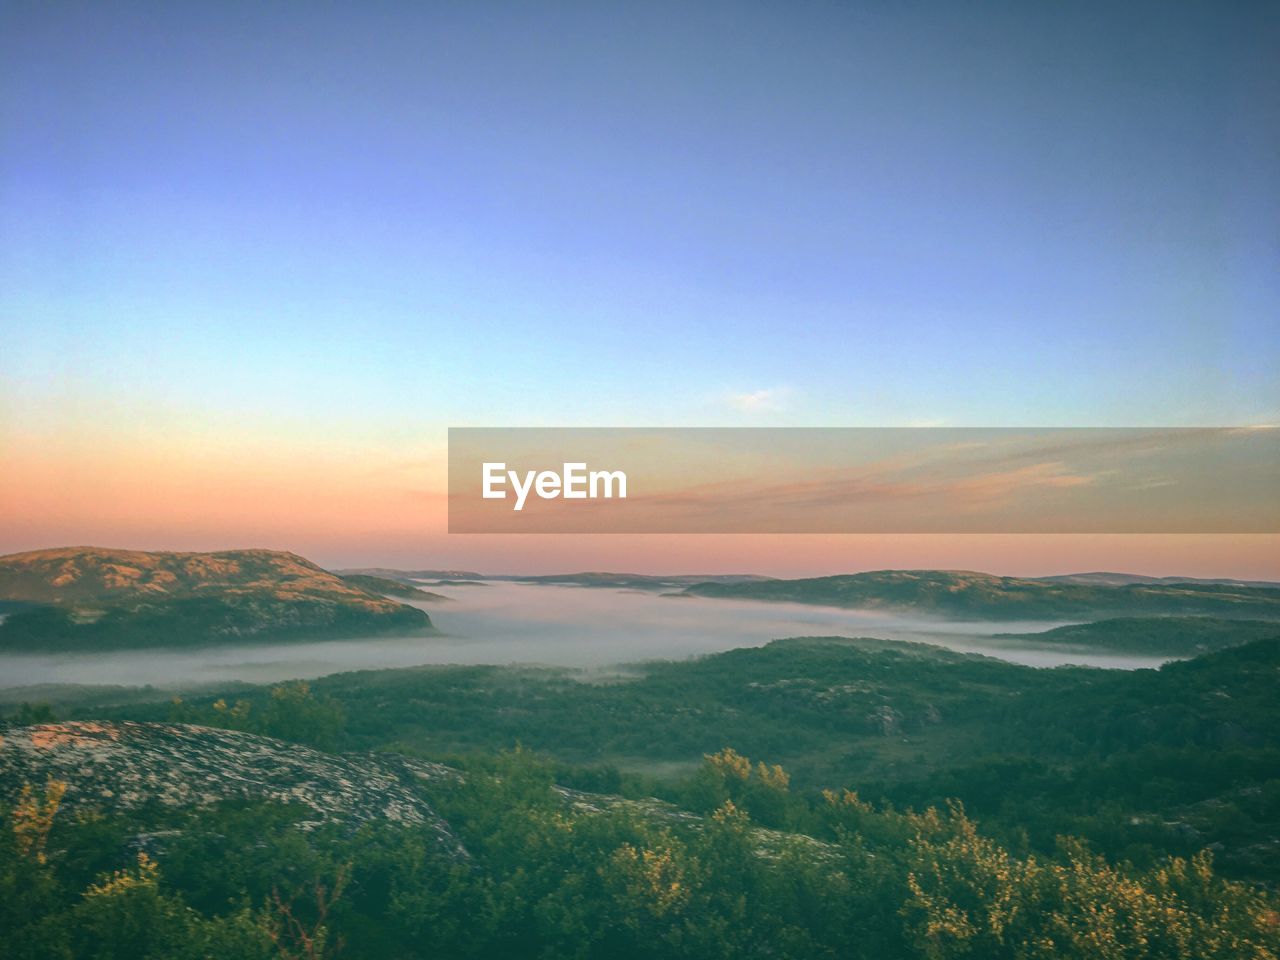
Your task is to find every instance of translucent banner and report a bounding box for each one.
[448,427,1280,533]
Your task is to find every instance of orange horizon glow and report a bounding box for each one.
[5,429,1279,579]
[4,479,1279,579]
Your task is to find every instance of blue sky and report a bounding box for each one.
[2,2,1279,574]
[3,0,1276,438]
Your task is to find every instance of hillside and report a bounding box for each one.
[61,635,1280,884]
[1037,572,1280,588]
[0,547,432,650]
[8,716,1274,960]
[0,720,781,858]
[681,569,1280,620]
[997,616,1280,654]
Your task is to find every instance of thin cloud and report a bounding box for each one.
[645,459,1098,515]
[725,387,791,412]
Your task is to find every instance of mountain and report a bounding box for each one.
[338,574,451,602]
[0,547,432,650]
[681,569,1280,620]
[996,616,1280,654]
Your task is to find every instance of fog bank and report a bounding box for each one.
[0,582,1169,690]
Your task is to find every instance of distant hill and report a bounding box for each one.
[339,565,1280,598]
[328,566,1280,595]
[681,569,1280,620]
[1036,572,1280,589]
[501,572,778,590]
[0,547,432,650]
[335,569,777,590]
[335,567,485,582]
[338,574,451,602]
[995,616,1280,655]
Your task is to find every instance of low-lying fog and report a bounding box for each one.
[0,581,1171,690]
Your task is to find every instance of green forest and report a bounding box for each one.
[4,635,1279,958]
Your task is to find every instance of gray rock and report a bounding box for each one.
[0,721,462,855]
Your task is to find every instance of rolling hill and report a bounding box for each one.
[33,635,1280,885]
[681,569,1280,620]
[996,616,1280,654]
[1037,572,1280,588]
[0,547,432,650]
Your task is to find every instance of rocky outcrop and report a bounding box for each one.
[0,722,461,854]
[866,705,902,736]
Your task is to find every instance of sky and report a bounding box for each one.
[2,1,1277,575]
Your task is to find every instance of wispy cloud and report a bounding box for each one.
[725,387,791,412]
[648,459,1097,514]
[943,461,1095,502]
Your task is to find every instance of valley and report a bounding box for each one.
[3,547,1279,958]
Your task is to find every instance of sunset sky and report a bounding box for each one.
[2,2,1277,576]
